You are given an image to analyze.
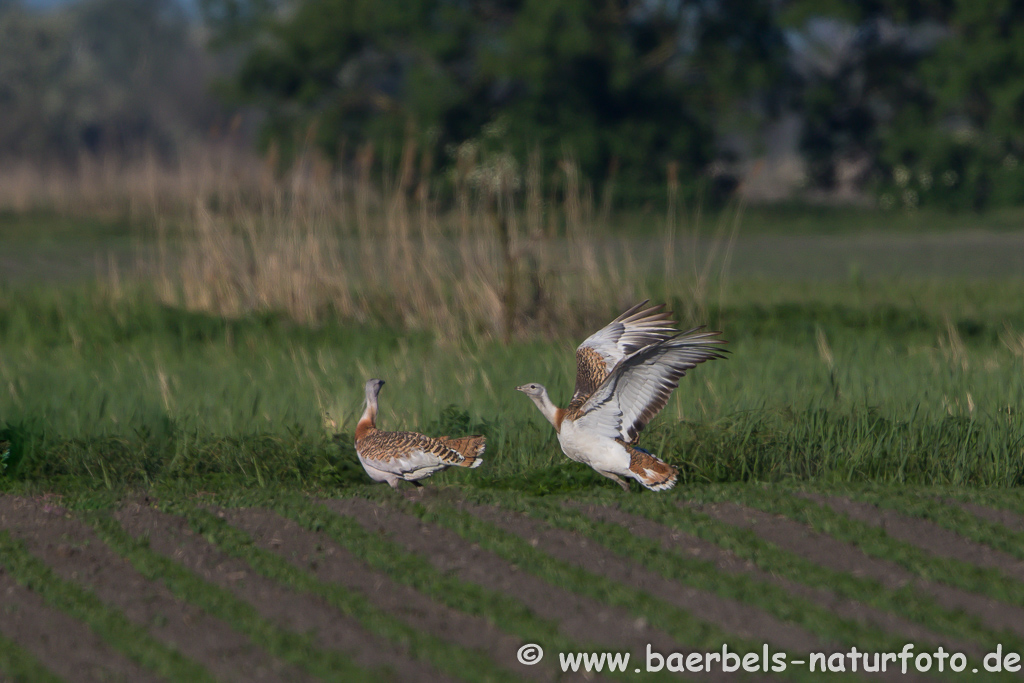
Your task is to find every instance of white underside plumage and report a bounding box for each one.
[356,451,449,485]
[556,419,646,485]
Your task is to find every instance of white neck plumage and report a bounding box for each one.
[361,385,379,424]
[359,400,376,426]
[356,382,380,439]
[527,387,561,429]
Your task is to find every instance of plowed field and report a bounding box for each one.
[3,486,1024,682]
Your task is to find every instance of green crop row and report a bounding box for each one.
[0,530,218,683]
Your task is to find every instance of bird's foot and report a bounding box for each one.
[597,470,631,491]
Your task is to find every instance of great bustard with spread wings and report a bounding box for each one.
[517,302,726,491]
[354,379,485,489]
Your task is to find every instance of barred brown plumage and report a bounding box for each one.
[517,301,727,491]
[353,379,485,489]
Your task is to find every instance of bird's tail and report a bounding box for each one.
[625,443,677,491]
[441,435,486,468]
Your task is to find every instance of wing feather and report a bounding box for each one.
[575,327,728,441]
[356,430,467,477]
[570,301,679,407]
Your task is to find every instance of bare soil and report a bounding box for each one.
[579,502,979,659]
[0,498,163,683]
[0,570,160,683]
[218,506,553,682]
[113,501,457,683]
[4,491,1024,683]
[952,500,1024,534]
[804,494,1024,582]
[463,501,823,653]
[0,495,308,683]
[699,498,1024,639]
[320,496,739,681]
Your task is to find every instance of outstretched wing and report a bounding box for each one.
[570,301,679,409]
[574,327,728,442]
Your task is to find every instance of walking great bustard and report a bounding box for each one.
[354,379,485,489]
[517,301,726,491]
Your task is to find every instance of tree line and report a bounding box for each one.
[2,0,1023,209]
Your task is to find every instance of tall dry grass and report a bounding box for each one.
[0,144,267,220]
[1,142,739,341]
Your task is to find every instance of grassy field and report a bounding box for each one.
[1,161,1024,680]
[1,273,1023,492]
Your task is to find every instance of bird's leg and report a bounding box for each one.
[597,471,631,491]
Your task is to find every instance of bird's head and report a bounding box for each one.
[364,378,385,402]
[515,382,546,399]
[516,382,559,426]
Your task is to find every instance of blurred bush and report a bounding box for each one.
[199,0,788,205]
[785,1,1024,211]
[0,0,226,161]
[877,2,1024,211]
[3,0,1024,210]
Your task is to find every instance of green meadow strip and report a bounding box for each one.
[617,495,1020,655]
[849,489,1024,563]
[82,510,380,683]
[947,489,1024,516]
[400,497,823,683]
[716,486,1024,615]
[176,503,519,683]
[0,531,216,683]
[492,492,965,659]
[272,495,594,678]
[0,631,65,683]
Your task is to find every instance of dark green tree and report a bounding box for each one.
[201,0,789,202]
[779,0,951,193]
[0,0,220,160]
[781,0,1024,210]
[880,0,1024,209]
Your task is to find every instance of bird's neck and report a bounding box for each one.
[531,390,563,432]
[355,401,377,440]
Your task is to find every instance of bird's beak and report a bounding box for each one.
[515,385,527,393]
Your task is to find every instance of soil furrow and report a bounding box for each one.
[320,497,745,683]
[804,494,1024,582]
[0,569,159,683]
[578,503,978,658]
[0,496,311,683]
[463,501,824,653]
[693,500,1024,639]
[113,502,456,683]
[220,506,551,682]
[953,501,1024,534]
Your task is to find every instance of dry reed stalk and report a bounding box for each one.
[0,144,271,219]
[3,142,736,341]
